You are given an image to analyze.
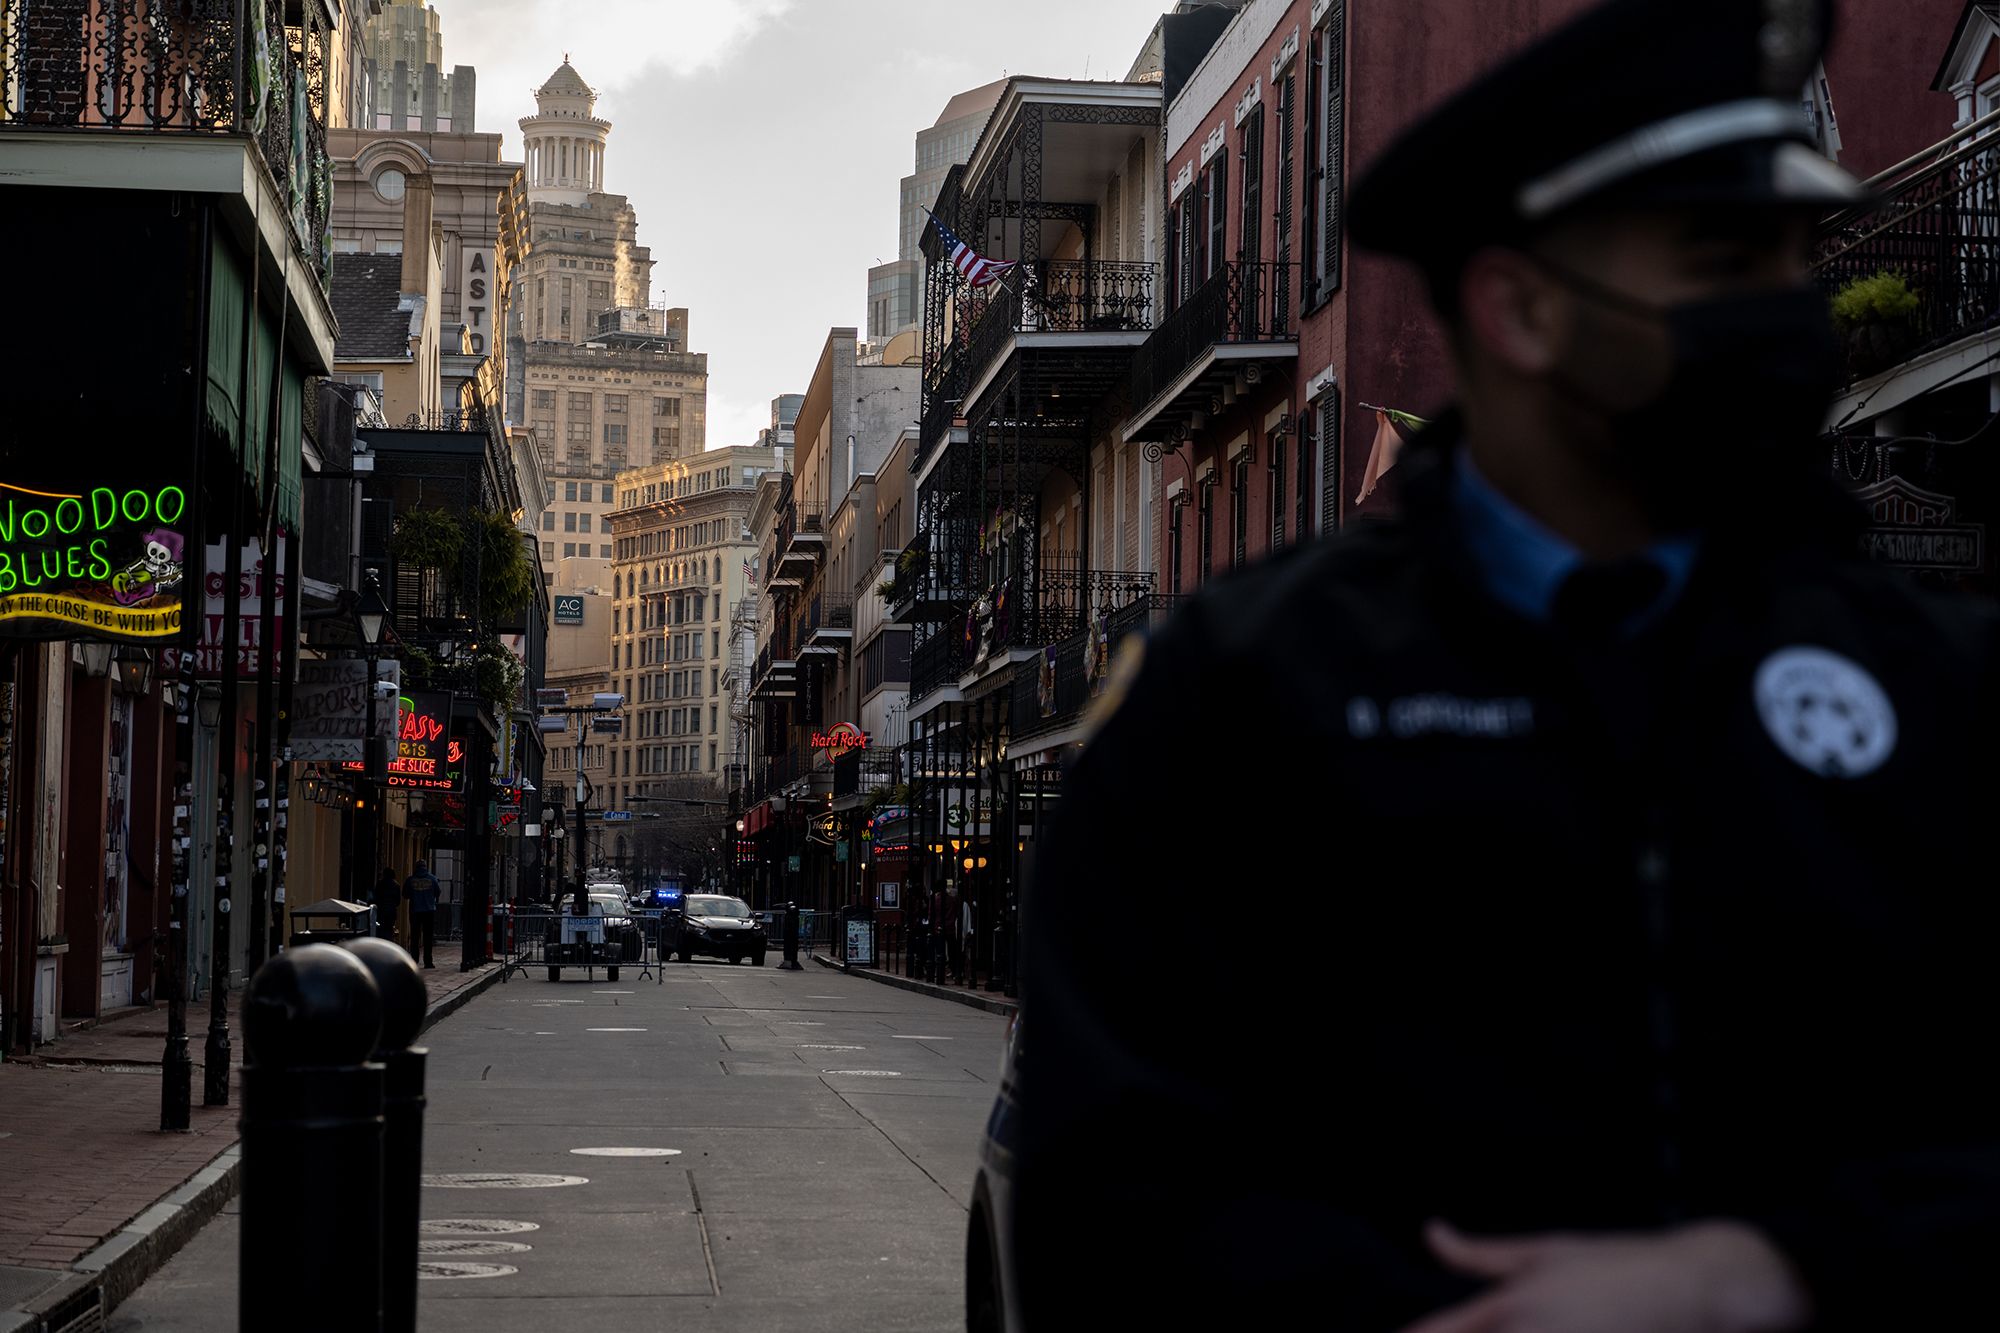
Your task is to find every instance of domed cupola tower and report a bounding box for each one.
[520,58,611,207]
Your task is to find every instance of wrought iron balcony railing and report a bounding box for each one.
[0,0,333,284]
[910,630,970,702]
[399,406,490,434]
[774,500,826,568]
[1132,261,1298,413]
[813,593,855,634]
[1814,124,2000,381]
[1009,592,1186,742]
[948,566,1157,681]
[962,260,1158,397]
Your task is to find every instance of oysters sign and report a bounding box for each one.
[0,481,193,645]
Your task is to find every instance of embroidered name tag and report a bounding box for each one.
[1346,694,1536,741]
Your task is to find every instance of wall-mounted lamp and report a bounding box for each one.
[114,646,154,697]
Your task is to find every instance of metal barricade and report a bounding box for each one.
[495,909,664,985]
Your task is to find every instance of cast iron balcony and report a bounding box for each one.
[1008,592,1186,744]
[774,500,824,577]
[910,630,971,704]
[1126,261,1300,441]
[954,259,1159,425]
[0,0,334,285]
[804,593,855,652]
[1814,121,2000,385]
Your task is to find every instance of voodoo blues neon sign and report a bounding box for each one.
[0,484,192,643]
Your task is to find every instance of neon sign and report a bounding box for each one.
[343,691,467,791]
[810,722,868,760]
[0,483,192,643]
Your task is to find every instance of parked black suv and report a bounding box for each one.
[667,895,767,965]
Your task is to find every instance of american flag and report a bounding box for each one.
[928,213,1015,289]
[744,557,756,587]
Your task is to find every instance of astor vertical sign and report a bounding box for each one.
[461,248,496,355]
[0,483,193,644]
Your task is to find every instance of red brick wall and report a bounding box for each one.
[1823,0,1962,179]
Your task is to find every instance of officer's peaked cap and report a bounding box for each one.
[1350,0,1865,264]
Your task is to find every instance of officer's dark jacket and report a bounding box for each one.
[1015,427,2000,1331]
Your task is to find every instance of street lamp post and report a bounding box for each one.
[354,577,390,905]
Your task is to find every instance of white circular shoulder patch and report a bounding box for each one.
[1753,647,1897,779]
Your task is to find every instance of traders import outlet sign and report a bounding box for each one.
[0,483,194,644]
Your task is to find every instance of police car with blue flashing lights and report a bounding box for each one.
[966,1010,1022,1333]
[639,884,684,910]
[664,893,767,965]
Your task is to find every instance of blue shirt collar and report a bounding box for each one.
[1450,450,1699,631]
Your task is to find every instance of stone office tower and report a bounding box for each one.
[518,60,710,583]
[363,0,477,133]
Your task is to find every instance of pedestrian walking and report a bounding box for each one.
[1016,2,1999,1330]
[405,859,441,969]
[373,867,402,943]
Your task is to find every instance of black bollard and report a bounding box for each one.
[240,945,385,1333]
[342,938,429,1333]
[779,900,802,970]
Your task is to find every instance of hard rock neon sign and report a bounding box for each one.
[810,722,868,760]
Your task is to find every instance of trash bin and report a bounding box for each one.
[288,898,376,949]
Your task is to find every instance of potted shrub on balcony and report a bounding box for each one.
[1831,271,1920,377]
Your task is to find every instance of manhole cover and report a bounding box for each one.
[422,1173,588,1189]
[822,1069,903,1078]
[418,1261,517,1280]
[569,1147,682,1158]
[417,1239,533,1256]
[420,1219,541,1236]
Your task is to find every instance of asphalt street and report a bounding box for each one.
[110,959,1009,1331]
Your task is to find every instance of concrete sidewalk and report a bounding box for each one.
[1,942,503,1332]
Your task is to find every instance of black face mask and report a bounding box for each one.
[1534,258,1842,515]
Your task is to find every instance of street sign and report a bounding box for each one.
[599,811,633,823]
[535,687,568,709]
[590,716,623,735]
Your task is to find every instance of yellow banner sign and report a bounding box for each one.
[0,591,183,638]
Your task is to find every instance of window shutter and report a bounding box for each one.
[1240,107,1263,267]
[1277,73,1296,274]
[1320,389,1342,534]
[1320,3,1346,301]
[1209,157,1229,280]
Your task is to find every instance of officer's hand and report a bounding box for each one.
[1397,1219,1812,1333]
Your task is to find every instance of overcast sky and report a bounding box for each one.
[438,0,1174,448]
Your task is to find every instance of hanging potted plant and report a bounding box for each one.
[1831,271,1920,377]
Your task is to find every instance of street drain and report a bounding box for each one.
[417,1262,517,1280]
[417,1239,533,1256]
[420,1220,541,1235]
[422,1173,588,1189]
[570,1147,682,1158]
